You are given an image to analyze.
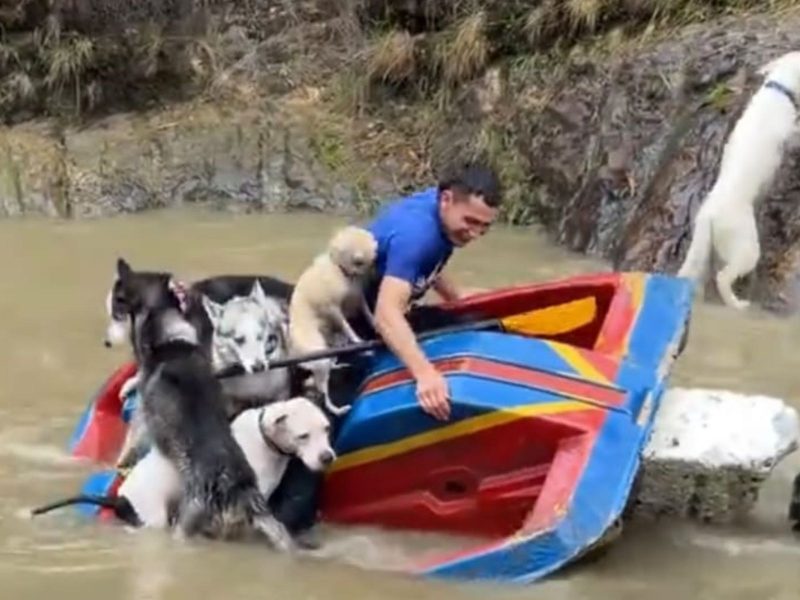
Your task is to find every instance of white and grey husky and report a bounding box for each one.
[202,280,294,416]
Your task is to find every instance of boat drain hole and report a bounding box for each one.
[444,480,468,494]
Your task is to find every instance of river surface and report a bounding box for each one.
[1,208,799,599]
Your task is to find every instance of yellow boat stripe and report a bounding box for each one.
[327,400,598,474]
[621,273,646,354]
[548,342,611,385]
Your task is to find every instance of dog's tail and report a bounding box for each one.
[677,209,713,282]
[30,494,141,526]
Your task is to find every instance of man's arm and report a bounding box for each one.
[373,276,450,420]
[431,272,461,302]
[374,276,437,380]
[432,274,489,301]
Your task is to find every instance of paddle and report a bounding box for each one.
[216,296,597,378]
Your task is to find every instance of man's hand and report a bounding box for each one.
[415,366,450,421]
[374,276,452,421]
[432,272,461,302]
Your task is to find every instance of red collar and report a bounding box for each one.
[168,278,189,313]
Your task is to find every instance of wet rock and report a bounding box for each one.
[0,102,391,218]
[510,12,800,312]
[634,387,799,524]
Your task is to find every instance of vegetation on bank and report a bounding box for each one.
[1,0,794,221]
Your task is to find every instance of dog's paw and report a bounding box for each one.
[294,529,323,551]
[724,297,751,310]
[119,376,138,401]
[325,399,351,417]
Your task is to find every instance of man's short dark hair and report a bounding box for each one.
[438,161,502,208]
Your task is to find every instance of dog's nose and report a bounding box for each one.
[319,450,335,466]
[252,361,266,373]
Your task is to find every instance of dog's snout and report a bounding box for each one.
[252,361,266,373]
[319,450,335,466]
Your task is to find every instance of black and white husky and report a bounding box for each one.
[31,397,336,543]
[105,258,299,466]
[103,259,294,354]
[115,263,296,549]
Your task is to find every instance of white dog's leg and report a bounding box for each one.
[309,358,350,416]
[117,408,148,469]
[714,212,760,310]
[716,267,753,310]
[332,307,363,345]
[119,373,140,401]
[678,208,714,282]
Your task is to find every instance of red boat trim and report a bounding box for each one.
[361,356,626,410]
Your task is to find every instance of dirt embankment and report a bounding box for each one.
[3,1,800,310]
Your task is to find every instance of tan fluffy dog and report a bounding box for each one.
[288,226,378,416]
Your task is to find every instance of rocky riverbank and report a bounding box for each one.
[3,1,800,311]
[0,99,400,218]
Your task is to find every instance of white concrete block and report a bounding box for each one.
[631,387,800,523]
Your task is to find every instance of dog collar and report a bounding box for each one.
[168,278,189,313]
[765,80,799,112]
[258,407,293,457]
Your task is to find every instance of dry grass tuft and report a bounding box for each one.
[366,29,418,84]
[523,0,560,46]
[436,10,489,86]
[566,0,607,32]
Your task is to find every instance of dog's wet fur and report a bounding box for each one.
[104,262,294,359]
[106,258,308,467]
[678,51,800,309]
[118,258,297,550]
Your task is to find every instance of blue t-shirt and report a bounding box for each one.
[363,186,453,309]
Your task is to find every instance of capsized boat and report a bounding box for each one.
[66,271,694,584]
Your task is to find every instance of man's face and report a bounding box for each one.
[439,188,498,247]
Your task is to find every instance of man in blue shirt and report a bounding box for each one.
[359,161,503,421]
[269,161,502,544]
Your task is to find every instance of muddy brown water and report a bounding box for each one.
[2,208,800,599]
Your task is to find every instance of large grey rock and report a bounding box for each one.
[633,387,799,524]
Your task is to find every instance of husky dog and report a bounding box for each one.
[106,258,296,467]
[119,262,295,550]
[103,261,294,352]
[678,51,800,309]
[201,281,294,417]
[202,280,288,375]
[288,226,378,416]
[30,396,334,540]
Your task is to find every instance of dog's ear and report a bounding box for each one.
[116,258,132,282]
[250,279,268,306]
[201,294,224,324]
[328,242,348,269]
